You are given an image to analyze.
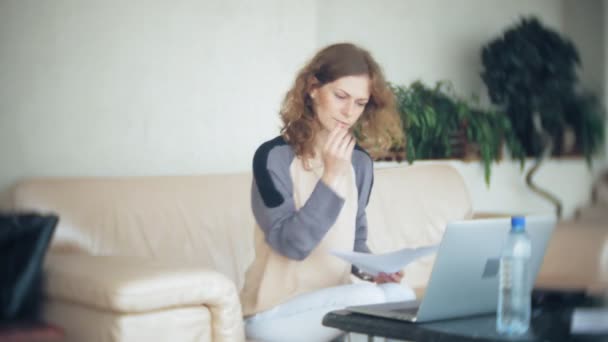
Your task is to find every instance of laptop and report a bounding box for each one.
[346,215,556,322]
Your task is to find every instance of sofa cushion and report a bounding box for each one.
[43,298,212,342]
[44,254,240,312]
[43,254,246,341]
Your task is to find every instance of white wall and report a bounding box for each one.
[389,159,604,219]
[317,0,563,97]
[0,0,606,218]
[563,0,605,95]
[0,0,316,187]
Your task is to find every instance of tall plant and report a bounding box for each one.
[481,17,606,217]
[481,17,605,163]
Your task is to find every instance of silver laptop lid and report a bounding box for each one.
[416,215,556,322]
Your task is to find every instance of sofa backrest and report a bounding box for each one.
[367,164,473,288]
[12,173,257,289]
[12,164,472,290]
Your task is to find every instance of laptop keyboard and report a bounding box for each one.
[392,307,418,314]
[347,299,421,321]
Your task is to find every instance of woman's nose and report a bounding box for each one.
[341,101,352,117]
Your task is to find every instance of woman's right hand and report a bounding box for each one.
[321,126,356,192]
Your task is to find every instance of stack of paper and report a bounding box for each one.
[330,245,438,276]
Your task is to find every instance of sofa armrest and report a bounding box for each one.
[536,222,608,296]
[44,254,245,342]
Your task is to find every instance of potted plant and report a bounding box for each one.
[391,80,523,185]
[460,101,525,185]
[391,81,461,162]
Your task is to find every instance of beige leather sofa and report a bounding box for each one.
[7,164,607,342]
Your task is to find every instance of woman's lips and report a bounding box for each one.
[334,118,349,126]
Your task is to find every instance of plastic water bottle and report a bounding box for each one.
[497,216,532,335]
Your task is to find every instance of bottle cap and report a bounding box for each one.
[511,216,525,232]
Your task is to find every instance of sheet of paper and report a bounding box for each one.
[571,308,608,334]
[330,245,438,276]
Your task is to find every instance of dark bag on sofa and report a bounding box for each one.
[0,213,58,321]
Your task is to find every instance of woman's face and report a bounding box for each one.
[310,74,370,131]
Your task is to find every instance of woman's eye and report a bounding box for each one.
[357,102,367,107]
[334,93,346,99]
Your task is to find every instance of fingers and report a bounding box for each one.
[344,135,356,158]
[324,126,342,152]
[321,126,356,183]
[388,273,402,283]
[335,130,352,157]
[389,271,404,283]
[326,126,351,158]
[375,272,391,284]
[375,271,404,284]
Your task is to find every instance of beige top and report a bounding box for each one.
[240,156,359,316]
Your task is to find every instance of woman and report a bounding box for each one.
[240,43,413,342]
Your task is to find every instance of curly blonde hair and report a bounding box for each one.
[280,43,404,159]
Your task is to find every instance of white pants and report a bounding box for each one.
[244,282,416,342]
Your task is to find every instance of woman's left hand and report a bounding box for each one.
[374,271,404,284]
